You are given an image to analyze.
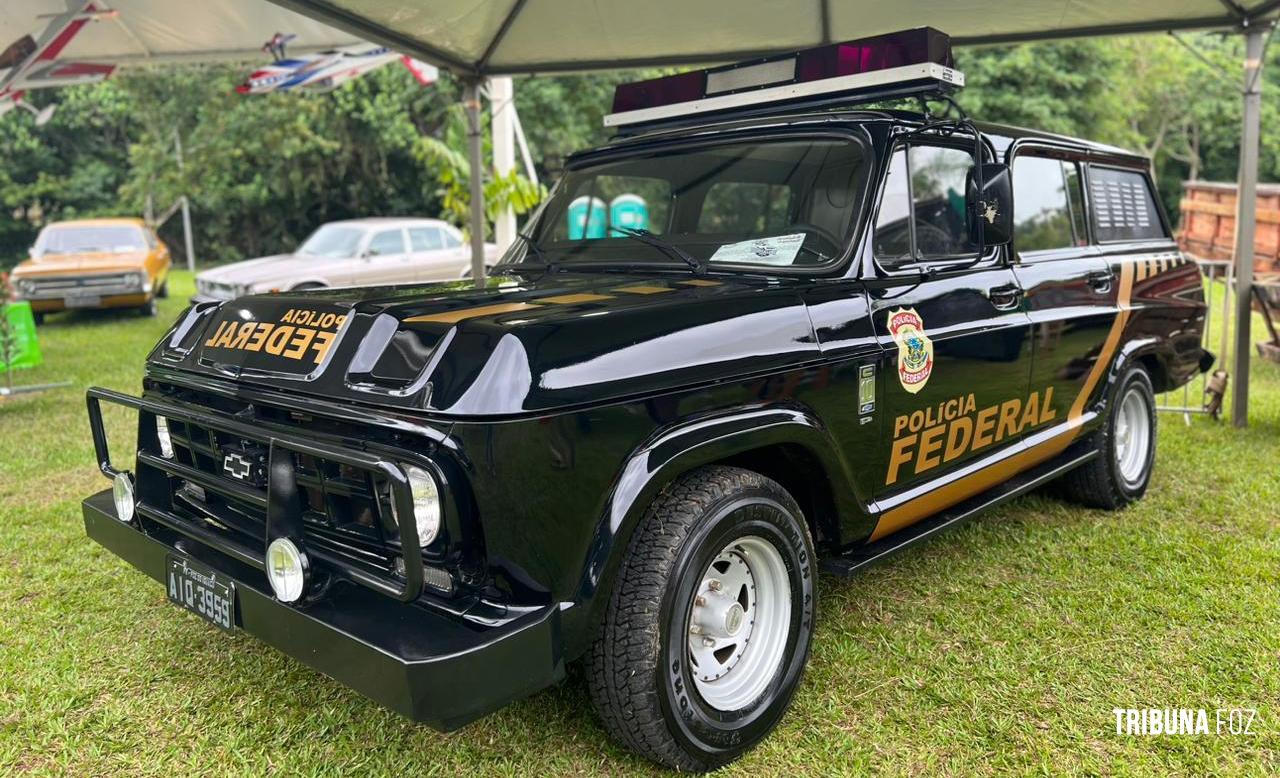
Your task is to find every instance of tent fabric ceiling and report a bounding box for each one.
[2,1,359,66]
[266,0,1280,75]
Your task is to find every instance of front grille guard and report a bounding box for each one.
[86,386,425,602]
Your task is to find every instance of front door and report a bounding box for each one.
[359,228,414,286]
[865,141,1034,541]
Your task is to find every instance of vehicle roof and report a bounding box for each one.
[42,217,148,229]
[326,217,454,229]
[597,107,1147,165]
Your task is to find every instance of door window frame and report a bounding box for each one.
[1005,143,1100,263]
[367,228,408,257]
[868,132,1001,278]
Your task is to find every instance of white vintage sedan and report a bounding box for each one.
[193,217,499,302]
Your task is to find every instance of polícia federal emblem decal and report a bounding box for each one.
[887,308,933,394]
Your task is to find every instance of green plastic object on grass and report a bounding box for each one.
[0,301,43,370]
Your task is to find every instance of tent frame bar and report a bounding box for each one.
[267,0,1279,74]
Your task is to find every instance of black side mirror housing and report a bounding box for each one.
[967,163,1014,248]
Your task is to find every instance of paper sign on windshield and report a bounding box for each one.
[709,234,805,266]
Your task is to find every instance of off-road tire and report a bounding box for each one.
[585,466,816,771]
[33,312,45,326]
[138,297,159,317]
[1059,364,1156,509]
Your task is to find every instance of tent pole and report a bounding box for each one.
[489,76,517,255]
[463,77,488,288]
[1231,25,1266,427]
[174,129,196,272]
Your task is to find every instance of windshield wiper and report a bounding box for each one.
[609,226,705,274]
[492,232,560,275]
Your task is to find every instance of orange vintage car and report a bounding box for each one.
[10,218,172,324]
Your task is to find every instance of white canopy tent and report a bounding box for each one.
[264,0,1277,428]
[2,0,1274,424]
[0,1,360,65]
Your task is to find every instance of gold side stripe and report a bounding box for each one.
[403,302,540,324]
[868,262,1137,541]
[540,293,614,304]
[613,285,673,295]
[679,279,722,287]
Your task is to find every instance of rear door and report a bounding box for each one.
[866,141,1033,538]
[1007,151,1119,427]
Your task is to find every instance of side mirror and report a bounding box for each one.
[966,163,1013,248]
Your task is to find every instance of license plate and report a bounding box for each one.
[166,555,236,631]
[65,295,101,308]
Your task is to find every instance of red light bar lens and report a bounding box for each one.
[612,27,952,114]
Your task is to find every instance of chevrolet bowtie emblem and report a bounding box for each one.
[222,451,254,482]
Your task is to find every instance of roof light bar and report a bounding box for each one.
[605,27,962,129]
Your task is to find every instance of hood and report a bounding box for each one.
[14,251,148,276]
[195,254,316,287]
[149,271,821,417]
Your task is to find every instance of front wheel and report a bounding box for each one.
[1059,364,1156,509]
[585,466,815,771]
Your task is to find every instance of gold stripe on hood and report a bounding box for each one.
[403,302,540,324]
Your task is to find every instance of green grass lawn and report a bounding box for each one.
[1,272,1277,775]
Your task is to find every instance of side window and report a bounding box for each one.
[697,182,792,235]
[874,144,976,265]
[1089,167,1167,242]
[1011,155,1076,254]
[442,229,462,248]
[409,227,444,251]
[367,229,406,256]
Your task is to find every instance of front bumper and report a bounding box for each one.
[84,490,565,730]
[28,292,151,312]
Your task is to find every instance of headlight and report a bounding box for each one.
[112,472,136,523]
[265,537,308,602]
[404,465,441,547]
[124,272,143,288]
[155,416,174,459]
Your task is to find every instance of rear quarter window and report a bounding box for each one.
[1089,167,1167,242]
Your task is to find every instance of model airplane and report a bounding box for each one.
[236,36,438,95]
[0,1,116,122]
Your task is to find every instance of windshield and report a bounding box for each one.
[297,225,366,258]
[37,226,147,255]
[515,136,868,270]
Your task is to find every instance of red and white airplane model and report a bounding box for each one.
[0,1,116,122]
[236,35,438,95]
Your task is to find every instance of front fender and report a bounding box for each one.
[560,402,857,658]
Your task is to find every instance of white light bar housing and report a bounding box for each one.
[604,62,963,128]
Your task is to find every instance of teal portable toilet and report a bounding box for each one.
[567,196,607,239]
[610,194,649,233]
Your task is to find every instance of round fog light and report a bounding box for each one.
[112,473,135,523]
[265,537,308,603]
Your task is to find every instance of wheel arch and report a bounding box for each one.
[562,404,860,660]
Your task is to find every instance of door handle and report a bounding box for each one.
[988,284,1023,310]
[1087,270,1114,293]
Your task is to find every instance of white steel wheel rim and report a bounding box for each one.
[1115,386,1151,486]
[687,534,791,712]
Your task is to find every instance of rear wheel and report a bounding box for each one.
[32,312,45,326]
[1059,364,1156,509]
[585,466,815,771]
[156,280,169,299]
